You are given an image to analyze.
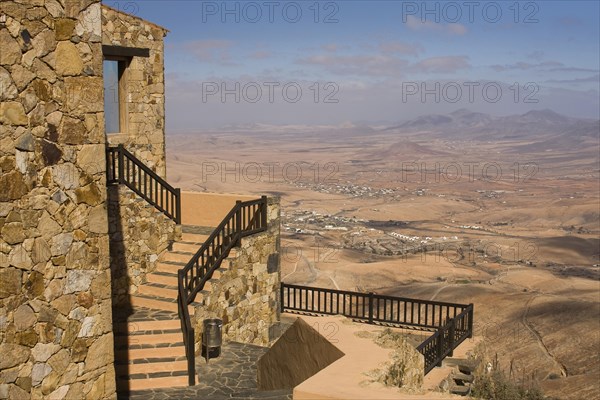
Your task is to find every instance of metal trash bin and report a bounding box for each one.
[202,318,223,363]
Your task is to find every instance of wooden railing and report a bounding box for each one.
[416,305,474,374]
[178,196,268,385]
[280,283,473,375]
[107,145,181,224]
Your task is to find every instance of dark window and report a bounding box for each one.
[103,58,128,134]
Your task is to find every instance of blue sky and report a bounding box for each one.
[105,1,600,131]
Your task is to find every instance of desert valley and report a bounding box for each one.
[166,109,599,399]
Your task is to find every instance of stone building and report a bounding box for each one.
[1,1,117,398]
[1,1,281,397]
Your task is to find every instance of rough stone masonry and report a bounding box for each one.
[1,0,117,398]
[193,197,282,349]
[0,0,174,398]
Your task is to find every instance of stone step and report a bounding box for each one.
[115,332,183,347]
[181,232,210,243]
[116,344,186,361]
[195,280,212,293]
[146,267,227,289]
[156,261,185,274]
[122,346,186,361]
[182,267,227,283]
[172,241,203,253]
[162,248,238,264]
[157,253,236,274]
[162,251,195,263]
[130,294,181,313]
[118,373,191,391]
[116,359,188,375]
[443,358,480,374]
[452,372,474,384]
[147,271,178,287]
[116,354,187,366]
[138,283,178,299]
[150,267,217,293]
[195,289,210,304]
[210,267,227,281]
[449,384,471,396]
[115,319,180,334]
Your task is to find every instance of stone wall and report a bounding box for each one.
[108,186,179,305]
[193,197,281,349]
[0,1,116,398]
[101,5,168,178]
[100,6,176,306]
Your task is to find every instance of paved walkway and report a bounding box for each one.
[125,342,292,400]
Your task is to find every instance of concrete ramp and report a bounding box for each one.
[257,317,345,391]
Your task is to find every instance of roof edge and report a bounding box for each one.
[101,4,169,35]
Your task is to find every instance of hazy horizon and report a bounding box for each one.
[163,107,600,135]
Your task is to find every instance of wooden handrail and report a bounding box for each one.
[280,283,474,376]
[177,196,268,385]
[106,145,181,224]
[416,304,473,374]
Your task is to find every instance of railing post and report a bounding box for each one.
[261,195,268,229]
[175,188,182,224]
[105,147,111,183]
[235,200,242,246]
[448,319,455,357]
[436,329,444,367]
[117,144,124,184]
[280,284,285,313]
[368,292,374,323]
[468,303,474,338]
[187,329,195,385]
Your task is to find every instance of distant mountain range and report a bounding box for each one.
[383,109,599,142]
[202,110,598,151]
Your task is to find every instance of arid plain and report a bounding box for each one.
[166,110,599,399]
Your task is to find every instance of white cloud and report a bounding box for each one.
[545,74,600,84]
[447,23,468,35]
[412,56,470,73]
[322,43,339,53]
[527,51,545,60]
[379,41,423,56]
[182,39,236,65]
[405,15,468,35]
[249,50,272,60]
[297,54,409,77]
[547,67,599,73]
[491,61,564,72]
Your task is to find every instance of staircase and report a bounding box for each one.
[113,228,237,394]
[106,145,269,392]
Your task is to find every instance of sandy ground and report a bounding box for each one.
[289,314,480,400]
[167,130,600,399]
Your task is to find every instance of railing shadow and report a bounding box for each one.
[107,184,134,398]
[105,145,183,395]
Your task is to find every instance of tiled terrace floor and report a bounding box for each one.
[125,341,292,400]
